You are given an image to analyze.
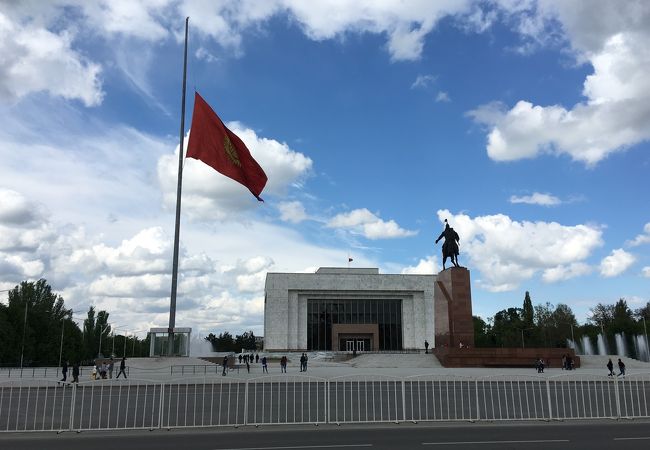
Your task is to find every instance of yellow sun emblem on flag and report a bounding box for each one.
[224,135,241,167]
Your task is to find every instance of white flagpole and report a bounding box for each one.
[168,17,189,357]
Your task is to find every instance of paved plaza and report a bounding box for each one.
[1,354,649,432]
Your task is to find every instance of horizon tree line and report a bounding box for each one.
[0,279,149,367]
[474,291,650,359]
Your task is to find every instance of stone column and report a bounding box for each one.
[434,267,474,348]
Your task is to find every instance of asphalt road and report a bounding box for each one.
[1,380,648,431]
[2,420,650,450]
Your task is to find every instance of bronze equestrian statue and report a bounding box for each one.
[435,219,460,270]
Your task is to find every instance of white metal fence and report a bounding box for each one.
[1,372,649,432]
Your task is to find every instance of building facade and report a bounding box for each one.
[264,267,437,351]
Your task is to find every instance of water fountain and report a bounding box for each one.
[614,333,628,357]
[567,339,581,353]
[635,335,649,362]
[597,333,608,355]
[580,336,594,355]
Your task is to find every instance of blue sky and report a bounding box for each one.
[0,1,648,339]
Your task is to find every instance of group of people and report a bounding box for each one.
[222,353,307,375]
[222,353,268,375]
[59,360,80,384]
[59,356,127,384]
[91,357,127,380]
[238,353,259,364]
[607,358,626,377]
[535,358,546,373]
[561,354,575,370]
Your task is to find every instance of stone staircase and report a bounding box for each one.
[344,352,442,368]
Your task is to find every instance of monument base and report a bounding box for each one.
[433,347,580,368]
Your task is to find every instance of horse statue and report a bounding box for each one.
[435,219,460,270]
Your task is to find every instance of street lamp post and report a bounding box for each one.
[98,323,110,358]
[58,318,65,370]
[111,326,127,357]
[127,330,148,357]
[643,316,650,357]
[20,302,28,370]
[518,327,535,349]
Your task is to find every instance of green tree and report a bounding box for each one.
[588,303,614,329]
[235,330,256,351]
[522,291,534,326]
[0,279,82,366]
[612,298,636,334]
[82,306,112,359]
[634,301,650,322]
[491,307,524,347]
[473,316,494,347]
[205,332,236,352]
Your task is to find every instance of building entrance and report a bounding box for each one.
[339,336,372,352]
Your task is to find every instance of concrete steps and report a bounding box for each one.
[344,352,442,368]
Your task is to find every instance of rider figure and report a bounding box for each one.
[435,219,460,270]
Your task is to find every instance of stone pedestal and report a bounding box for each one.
[434,267,474,349]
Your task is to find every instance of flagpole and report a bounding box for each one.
[168,16,189,357]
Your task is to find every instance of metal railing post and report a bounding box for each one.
[326,379,330,424]
[614,376,622,419]
[158,382,165,429]
[475,379,480,421]
[244,379,249,425]
[546,379,553,420]
[401,379,406,422]
[69,383,76,432]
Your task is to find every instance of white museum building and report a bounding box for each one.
[263,267,436,352]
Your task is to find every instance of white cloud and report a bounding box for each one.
[79,0,171,42]
[0,188,46,226]
[327,208,417,240]
[278,201,308,224]
[0,11,104,106]
[436,209,603,291]
[627,223,650,247]
[158,124,312,221]
[469,2,650,165]
[599,248,635,277]
[509,192,561,206]
[401,256,438,275]
[278,1,474,61]
[435,91,451,102]
[542,262,592,283]
[411,74,437,89]
[642,267,650,278]
[195,47,218,63]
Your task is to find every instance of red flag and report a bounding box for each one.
[186,92,268,201]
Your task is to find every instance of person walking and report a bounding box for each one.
[255,353,259,364]
[222,355,228,376]
[262,356,268,373]
[246,359,250,373]
[618,358,626,377]
[424,340,429,354]
[72,362,80,383]
[100,362,107,379]
[299,353,305,372]
[607,358,614,377]
[108,358,114,379]
[239,354,243,364]
[60,359,69,384]
[280,355,287,373]
[116,357,127,379]
[303,353,308,372]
